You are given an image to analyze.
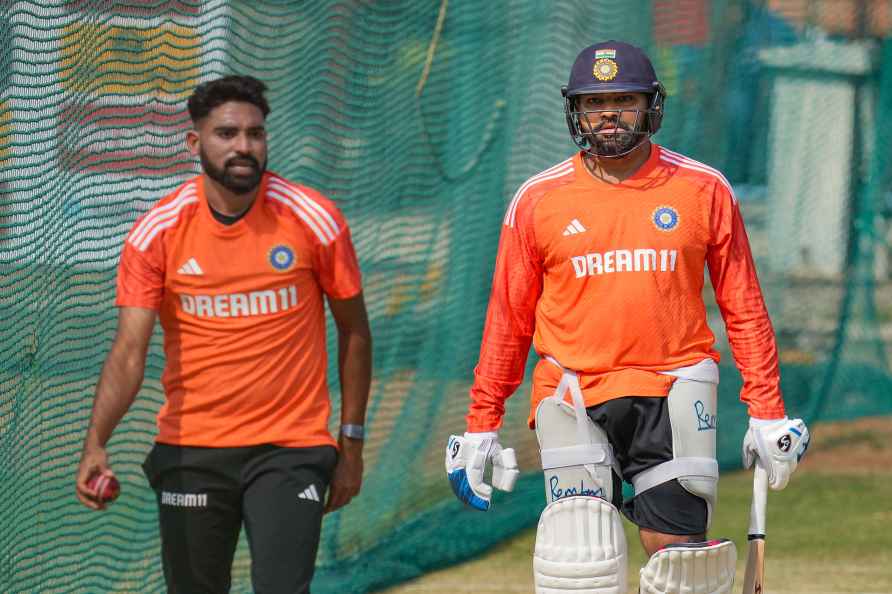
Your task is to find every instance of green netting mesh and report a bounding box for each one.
[2,1,891,592]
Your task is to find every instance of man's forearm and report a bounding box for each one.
[337,329,372,426]
[84,343,146,448]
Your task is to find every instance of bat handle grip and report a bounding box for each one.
[748,463,769,537]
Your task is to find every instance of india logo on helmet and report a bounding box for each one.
[593,58,618,81]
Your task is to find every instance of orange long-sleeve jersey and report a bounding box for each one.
[467,145,786,432]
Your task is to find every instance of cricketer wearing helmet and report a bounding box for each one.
[444,41,809,594]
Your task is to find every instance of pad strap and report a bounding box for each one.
[544,355,622,479]
[632,457,718,495]
[546,355,590,447]
[540,443,614,470]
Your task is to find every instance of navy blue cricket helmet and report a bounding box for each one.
[561,41,666,158]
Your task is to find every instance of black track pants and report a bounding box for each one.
[143,443,337,594]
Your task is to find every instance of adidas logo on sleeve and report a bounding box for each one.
[298,483,321,502]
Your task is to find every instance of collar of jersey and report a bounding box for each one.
[574,144,663,190]
[197,172,269,234]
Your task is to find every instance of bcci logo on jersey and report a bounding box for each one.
[269,244,295,271]
[652,206,679,232]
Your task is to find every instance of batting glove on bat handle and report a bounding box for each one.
[445,432,519,511]
[742,417,810,490]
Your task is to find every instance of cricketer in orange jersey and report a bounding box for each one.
[76,76,372,594]
[445,42,809,593]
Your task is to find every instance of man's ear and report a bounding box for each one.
[185,129,200,157]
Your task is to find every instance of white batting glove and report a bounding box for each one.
[445,432,519,511]
[742,417,810,490]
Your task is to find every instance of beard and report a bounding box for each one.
[200,150,266,195]
[591,121,640,155]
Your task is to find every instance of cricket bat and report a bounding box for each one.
[742,463,769,594]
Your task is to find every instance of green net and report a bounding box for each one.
[2,1,891,592]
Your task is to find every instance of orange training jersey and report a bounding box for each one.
[467,145,785,432]
[116,172,362,448]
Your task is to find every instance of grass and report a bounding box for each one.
[380,417,892,594]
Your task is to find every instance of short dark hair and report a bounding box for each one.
[187,75,270,123]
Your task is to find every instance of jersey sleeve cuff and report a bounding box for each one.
[465,417,503,433]
[746,406,787,420]
[325,285,362,301]
[114,299,160,311]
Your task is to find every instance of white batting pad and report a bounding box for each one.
[534,496,628,594]
[639,539,736,594]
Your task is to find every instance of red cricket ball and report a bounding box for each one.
[88,474,121,504]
